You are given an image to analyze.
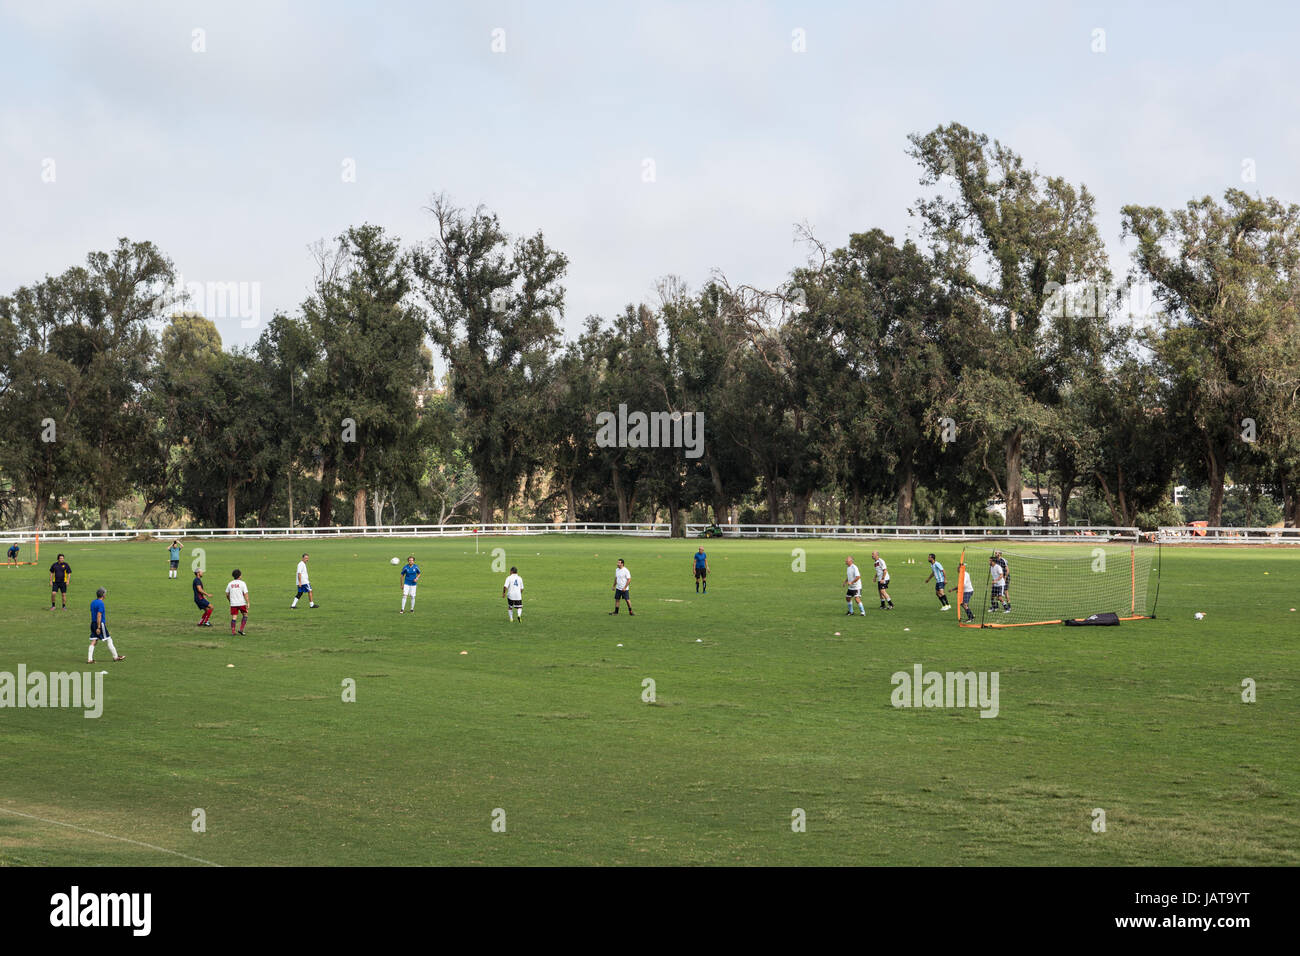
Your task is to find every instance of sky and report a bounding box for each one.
[3,0,1298,353]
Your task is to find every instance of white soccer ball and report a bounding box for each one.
[390,557,400,565]
[1194,612,1205,620]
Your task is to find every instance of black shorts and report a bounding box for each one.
[694,567,707,579]
[52,581,67,593]
[508,598,522,609]
[615,589,629,601]
[846,588,861,598]
[991,585,1006,597]
[170,559,180,569]
[934,582,946,594]
[877,578,890,591]
[195,599,210,610]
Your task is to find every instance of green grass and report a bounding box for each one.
[0,536,1296,866]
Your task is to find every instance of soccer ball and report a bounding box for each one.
[390,557,400,565]
[1194,612,1205,620]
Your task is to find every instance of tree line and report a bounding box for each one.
[2,123,1298,534]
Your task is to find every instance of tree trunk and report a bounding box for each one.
[99,504,110,531]
[792,490,813,526]
[318,459,337,527]
[226,475,236,529]
[352,487,367,527]
[33,491,47,533]
[1206,441,1225,527]
[765,476,780,523]
[479,491,493,525]
[851,484,862,526]
[707,457,728,524]
[1004,428,1025,527]
[564,476,576,523]
[1059,480,1075,526]
[612,463,630,523]
[896,461,916,525]
[667,498,684,538]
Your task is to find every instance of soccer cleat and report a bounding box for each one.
[398,610,404,614]
[309,603,317,608]
[238,630,245,636]
[608,611,618,615]
[203,622,212,627]
[113,656,125,662]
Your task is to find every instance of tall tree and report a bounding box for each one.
[301,224,430,526]
[1124,189,1300,526]
[413,196,567,523]
[909,123,1110,526]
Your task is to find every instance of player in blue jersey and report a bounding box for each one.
[399,556,421,613]
[693,547,709,593]
[168,539,182,579]
[924,553,951,611]
[88,587,124,663]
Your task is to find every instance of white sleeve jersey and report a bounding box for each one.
[505,574,524,601]
[990,564,1005,585]
[226,580,248,606]
[845,564,861,587]
[296,561,309,585]
[874,558,888,582]
[614,567,631,590]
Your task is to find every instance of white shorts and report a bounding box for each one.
[403,584,417,596]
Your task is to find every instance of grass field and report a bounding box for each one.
[0,535,1296,866]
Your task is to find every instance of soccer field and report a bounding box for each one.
[0,536,1296,866]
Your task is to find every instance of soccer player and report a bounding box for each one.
[872,550,894,610]
[693,546,709,593]
[399,556,421,613]
[291,553,317,608]
[6,543,19,563]
[168,539,182,579]
[226,569,250,635]
[88,587,124,663]
[503,566,524,622]
[609,559,634,616]
[960,566,975,622]
[193,569,214,627]
[844,556,866,616]
[989,556,1009,613]
[924,553,951,610]
[49,553,72,610]
[994,550,1011,610]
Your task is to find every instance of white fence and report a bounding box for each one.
[1157,526,1300,544]
[2,523,1140,543]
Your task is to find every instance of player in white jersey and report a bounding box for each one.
[226,569,250,635]
[291,553,317,608]
[960,566,975,622]
[503,566,524,622]
[843,556,866,616]
[609,559,634,616]
[988,556,1009,613]
[871,550,894,610]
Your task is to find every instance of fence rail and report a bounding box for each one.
[2,523,1141,543]
[1156,526,1300,543]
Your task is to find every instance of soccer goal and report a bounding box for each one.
[957,542,1160,628]
[0,534,39,567]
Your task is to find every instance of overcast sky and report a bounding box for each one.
[3,0,1297,351]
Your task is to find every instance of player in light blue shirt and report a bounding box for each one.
[925,554,951,611]
[399,556,421,613]
[168,540,182,579]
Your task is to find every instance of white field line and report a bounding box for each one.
[0,805,222,866]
